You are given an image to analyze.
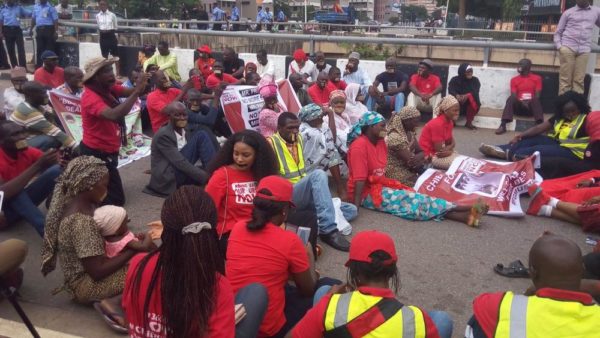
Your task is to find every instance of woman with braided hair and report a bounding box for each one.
[41,156,155,331]
[123,185,268,338]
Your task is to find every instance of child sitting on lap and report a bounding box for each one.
[94,205,153,258]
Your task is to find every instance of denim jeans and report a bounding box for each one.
[27,135,62,151]
[366,93,406,113]
[498,135,578,161]
[234,283,268,338]
[3,164,61,236]
[174,130,217,187]
[311,286,453,338]
[292,170,357,235]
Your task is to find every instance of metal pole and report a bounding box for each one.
[587,0,599,75]
[305,0,308,23]
[444,0,450,28]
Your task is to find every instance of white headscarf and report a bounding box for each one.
[344,83,368,125]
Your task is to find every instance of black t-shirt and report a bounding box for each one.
[375,71,408,92]
[224,58,245,79]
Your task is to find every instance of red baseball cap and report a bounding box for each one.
[293,49,307,63]
[345,230,398,267]
[255,175,296,207]
[197,45,212,54]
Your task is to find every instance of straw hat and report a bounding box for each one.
[83,56,119,83]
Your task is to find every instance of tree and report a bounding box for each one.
[401,5,428,22]
[436,0,520,27]
[388,16,400,25]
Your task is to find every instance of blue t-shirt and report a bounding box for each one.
[32,3,57,26]
[0,5,30,27]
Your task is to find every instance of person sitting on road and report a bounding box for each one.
[386,106,428,187]
[41,156,156,333]
[245,71,261,86]
[307,71,336,107]
[448,63,481,130]
[196,44,215,80]
[495,58,544,135]
[299,104,347,199]
[287,230,453,338]
[10,81,76,151]
[223,47,245,80]
[33,50,64,90]
[289,72,313,107]
[226,175,338,337]
[407,59,442,117]
[143,41,181,86]
[323,90,352,156]
[93,205,154,258]
[258,76,286,138]
[342,52,373,100]
[145,102,217,197]
[480,91,590,162]
[245,62,257,77]
[268,112,357,251]
[0,120,62,236]
[55,66,84,97]
[256,49,275,78]
[205,61,243,90]
[205,130,279,256]
[146,70,193,133]
[465,234,600,338]
[346,111,488,227]
[328,66,347,91]
[185,88,221,149]
[344,83,368,124]
[288,48,318,85]
[314,51,331,74]
[2,67,28,120]
[137,44,155,67]
[123,186,268,338]
[369,57,408,114]
[418,96,462,170]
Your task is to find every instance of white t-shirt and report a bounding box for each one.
[257,61,275,78]
[96,10,117,31]
[288,59,318,82]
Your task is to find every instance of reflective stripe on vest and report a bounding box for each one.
[323,291,426,338]
[549,114,589,159]
[270,133,306,183]
[495,291,600,338]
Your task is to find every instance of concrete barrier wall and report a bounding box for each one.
[73,42,600,112]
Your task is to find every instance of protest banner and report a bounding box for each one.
[414,154,541,217]
[220,79,300,133]
[49,90,151,168]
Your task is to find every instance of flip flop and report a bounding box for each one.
[494,260,529,278]
[93,302,128,334]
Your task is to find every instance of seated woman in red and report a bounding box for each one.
[206,130,279,256]
[418,96,462,170]
[122,186,268,338]
[227,176,334,338]
[346,111,487,227]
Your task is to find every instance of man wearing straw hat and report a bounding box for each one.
[79,57,150,206]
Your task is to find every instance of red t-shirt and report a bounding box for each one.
[206,73,238,89]
[226,221,310,337]
[147,88,182,132]
[329,80,347,91]
[0,147,42,182]
[472,288,596,338]
[307,82,337,106]
[81,84,126,154]
[197,58,215,79]
[292,286,440,338]
[510,73,542,101]
[34,66,65,89]
[205,166,257,236]
[122,253,235,338]
[347,136,388,200]
[418,114,454,156]
[409,74,441,95]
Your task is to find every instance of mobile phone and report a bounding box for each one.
[297,226,311,246]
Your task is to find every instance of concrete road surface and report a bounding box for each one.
[0,98,593,338]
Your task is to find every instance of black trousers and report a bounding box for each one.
[79,142,126,206]
[35,25,56,67]
[99,31,118,58]
[3,26,26,67]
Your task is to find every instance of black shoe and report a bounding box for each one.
[320,230,350,252]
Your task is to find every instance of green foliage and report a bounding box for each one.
[340,43,403,61]
[435,0,520,19]
[401,5,428,21]
[116,0,197,19]
[388,16,400,25]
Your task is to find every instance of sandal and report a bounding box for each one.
[467,199,489,228]
[93,302,128,334]
[494,260,529,278]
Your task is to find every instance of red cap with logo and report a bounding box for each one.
[255,175,296,207]
[345,230,398,267]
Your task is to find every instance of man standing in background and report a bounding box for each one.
[31,0,58,67]
[0,0,30,68]
[230,4,240,31]
[554,0,600,94]
[55,0,73,37]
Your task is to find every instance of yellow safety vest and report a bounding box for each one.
[269,133,306,184]
[495,291,600,338]
[548,114,589,159]
[323,291,427,338]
